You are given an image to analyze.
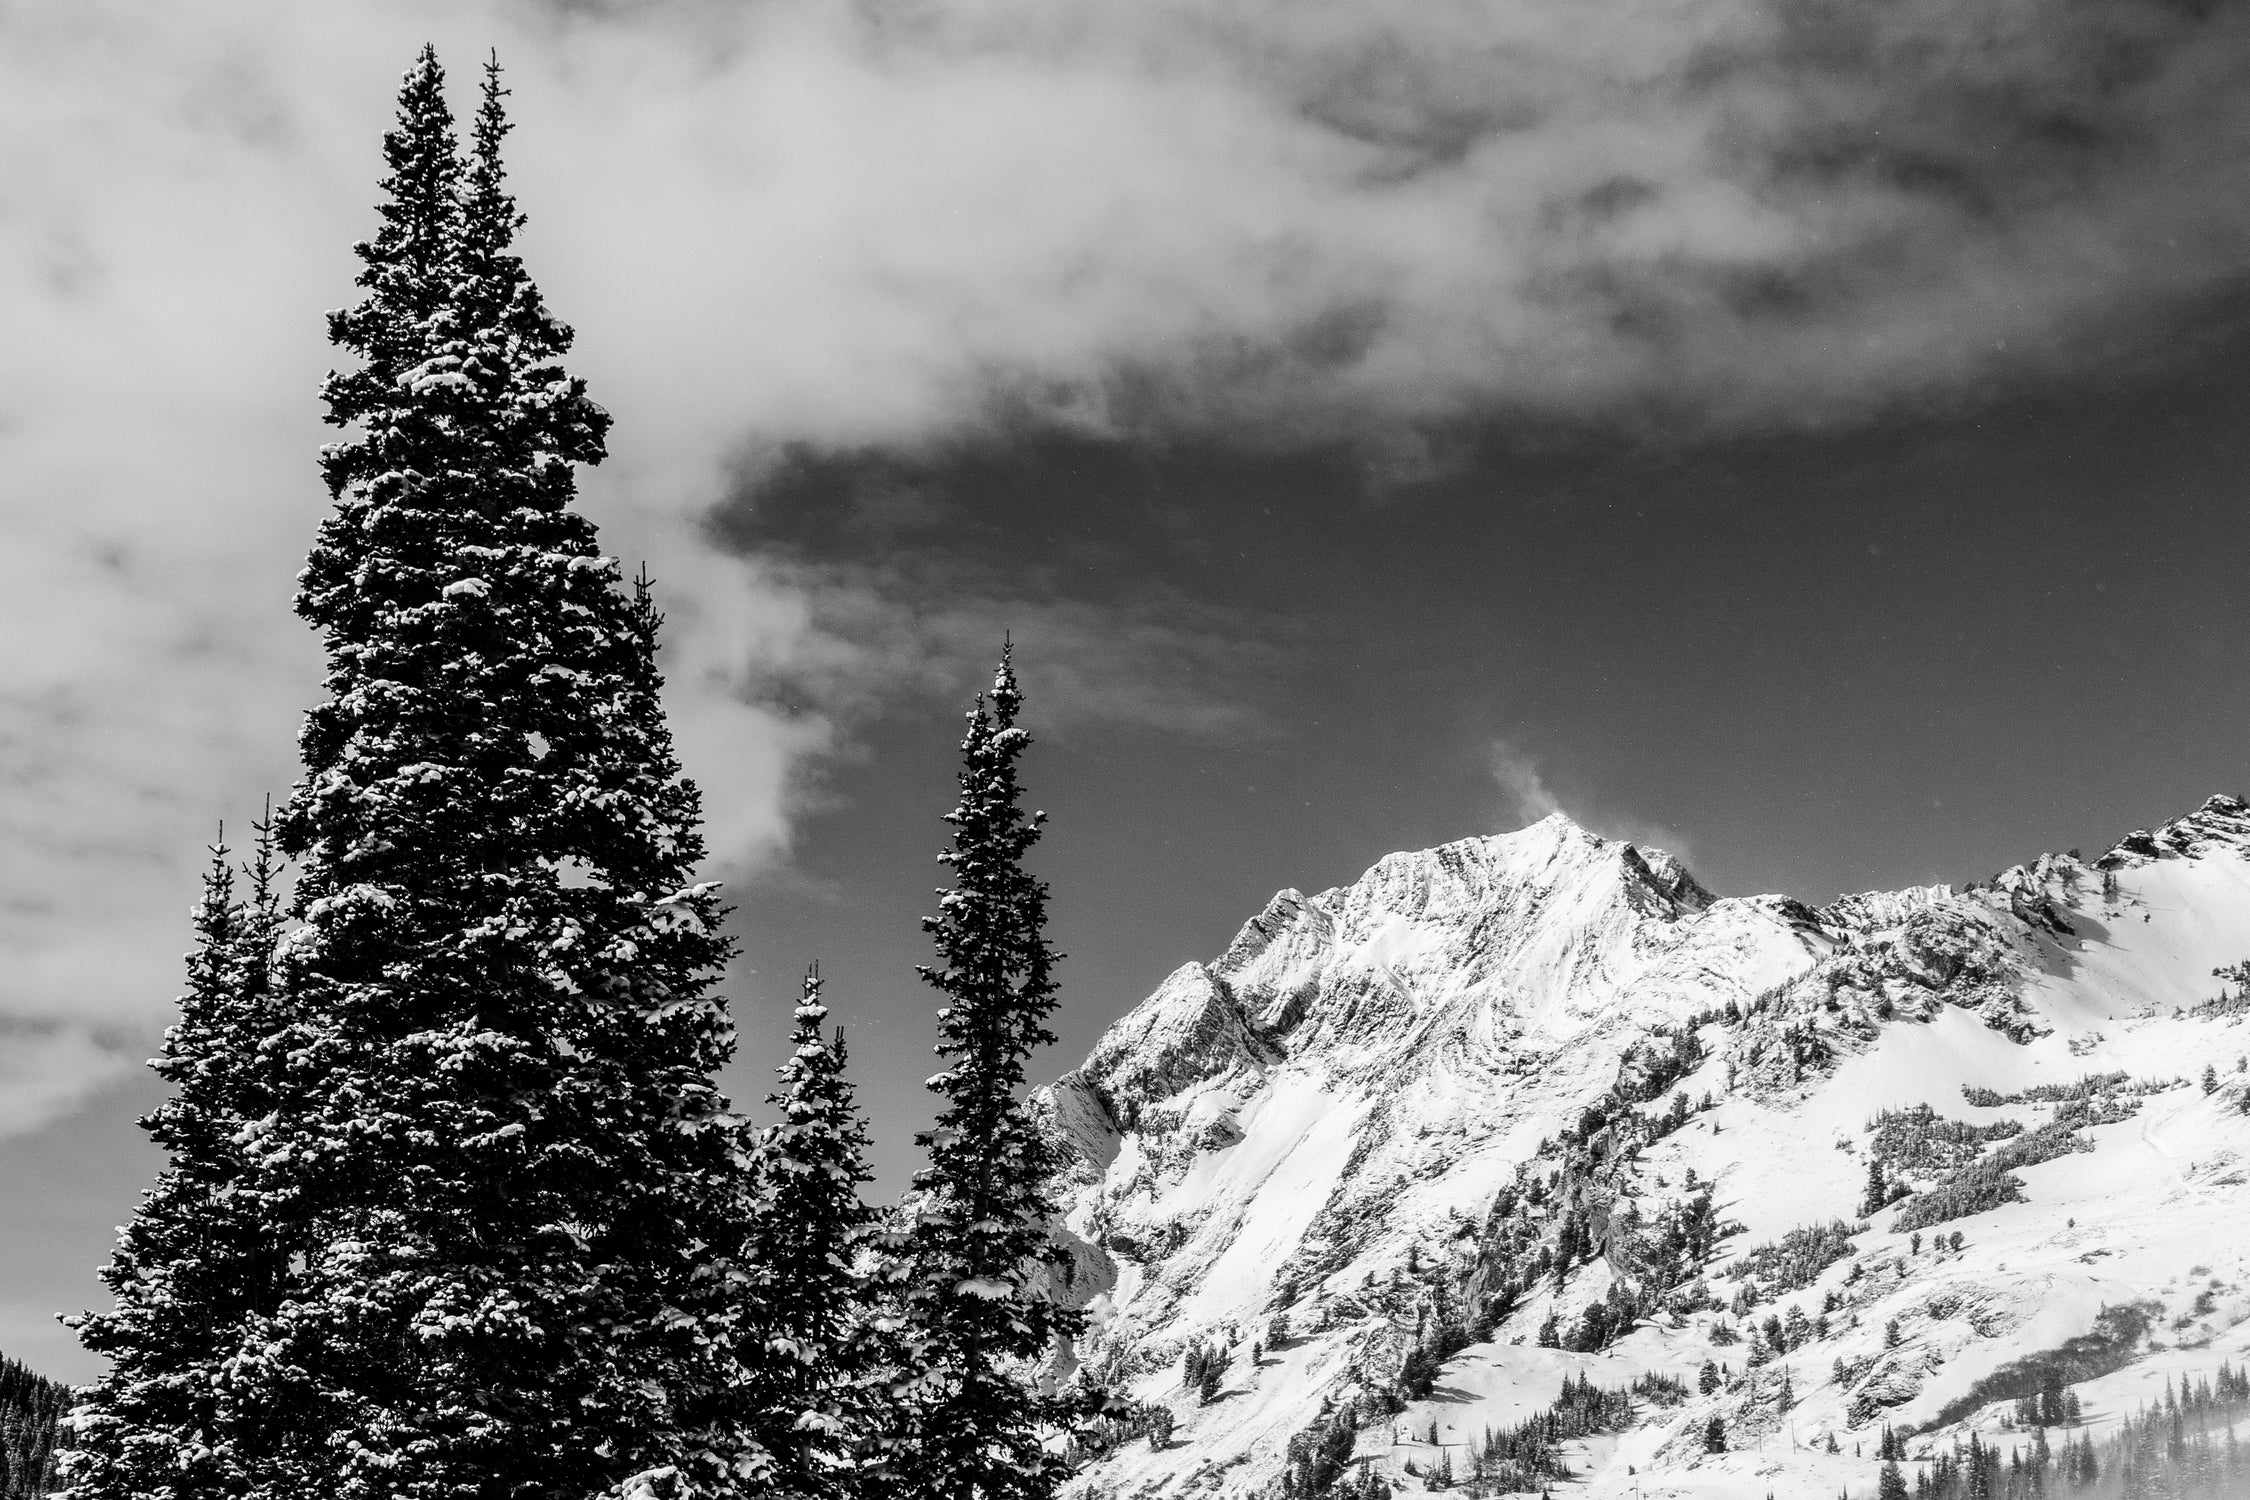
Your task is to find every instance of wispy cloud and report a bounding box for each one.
[756,557,1293,745]
[1489,740,1566,829]
[1487,738,1696,869]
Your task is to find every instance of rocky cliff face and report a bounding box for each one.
[1041,798,2250,1500]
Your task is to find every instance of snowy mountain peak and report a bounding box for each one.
[1050,796,2250,1500]
[1194,818,1737,1064]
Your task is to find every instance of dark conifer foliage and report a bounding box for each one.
[73,48,758,1500]
[883,651,1083,1500]
[742,968,879,1500]
[65,818,287,1498]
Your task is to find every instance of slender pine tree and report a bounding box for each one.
[741,967,879,1500]
[64,822,289,1500]
[67,50,760,1500]
[881,650,1082,1500]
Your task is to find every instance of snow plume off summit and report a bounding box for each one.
[1038,800,2250,1499]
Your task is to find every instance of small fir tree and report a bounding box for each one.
[742,967,879,1500]
[1197,1351,1224,1406]
[1861,1158,1887,1219]
[883,651,1082,1500]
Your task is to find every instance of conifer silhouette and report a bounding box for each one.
[72,49,758,1499]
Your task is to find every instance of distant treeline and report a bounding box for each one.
[0,1355,66,1497]
[1861,1363,2250,1500]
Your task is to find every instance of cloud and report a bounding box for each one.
[755,555,1293,744]
[1489,740,1566,829]
[2,0,2244,1128]
[0,1022,139,1138]
[1487,738,1696,868]
[535,0,2250,442]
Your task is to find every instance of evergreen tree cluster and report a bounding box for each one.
[1452,1164,1730,1363]
[1959,1073,2144,1114]
[1278,1402,1368,1498]
[2193,963,2250,1020]
[0,1356,65,1499]
[1428,1374,1643,1496]
[1181,1341,1228,1405]
[1283,1341,1696,1495]
[1385,1015,1762,1376]
[1870,1105,2025,1175]
[1058,1398,1173,1467]
[1612,1026,1707,1107]
[65,816,287,1500]
[1726,1220,1862,1297]
[2011,1367,2082,1430]
[1891,1115,2097,1234]
[62,47,1089,1500]
[1350,1016,1743,1387]
[1847,1365,2250,1500]
[1866,1085,2159,1233]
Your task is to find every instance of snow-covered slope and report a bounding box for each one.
[1041,797,2250,1500]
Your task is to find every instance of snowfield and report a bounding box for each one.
[1038,797,2250,1499]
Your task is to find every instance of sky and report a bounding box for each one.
[1,0,2248,1380]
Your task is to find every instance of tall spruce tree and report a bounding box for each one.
[741,967,878,1500]
[68,50,760,1500]
[883,651,1081,1500]
[64,818,288,1499]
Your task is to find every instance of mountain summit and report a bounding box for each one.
[1044,797,2250,1499]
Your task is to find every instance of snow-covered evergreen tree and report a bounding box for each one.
[74,50,764,1500]
[880,651,1083,1500]
[741,968,879,1500]
[64,819,288,1499]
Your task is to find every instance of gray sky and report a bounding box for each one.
[3,0,2249,1379]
